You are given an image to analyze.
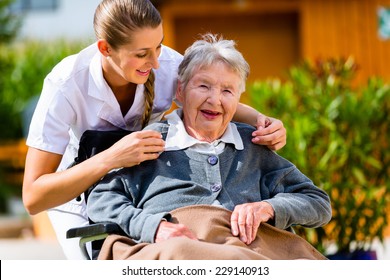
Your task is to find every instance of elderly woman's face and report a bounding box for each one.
[176,62,241,142]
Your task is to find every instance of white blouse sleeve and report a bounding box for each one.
[26,75,76,155]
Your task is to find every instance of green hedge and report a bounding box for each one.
[0,39,87,213]
[247,58,390,253]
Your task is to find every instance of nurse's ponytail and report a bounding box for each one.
[142,70,155,128]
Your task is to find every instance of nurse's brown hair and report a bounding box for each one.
[94,0,161,128]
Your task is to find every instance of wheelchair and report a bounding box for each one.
[66,129,131,260]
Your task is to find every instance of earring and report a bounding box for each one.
[106,56,111,60]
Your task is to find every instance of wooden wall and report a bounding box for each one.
[300,0,390,84]
[159,0,301,82]
[159,0,390,85]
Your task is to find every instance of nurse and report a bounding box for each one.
[22,0,287,259]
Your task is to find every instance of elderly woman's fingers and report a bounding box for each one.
[230,210,240,237]
[231,204,254,244]
[231,202,275,245]
[238,213,248,244]
[245,211,254,244]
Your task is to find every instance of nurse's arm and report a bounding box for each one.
[22,147,113,215]
[22,130,165,215]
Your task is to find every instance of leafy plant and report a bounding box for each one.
[0,39,87,213]
[247,57,390,254]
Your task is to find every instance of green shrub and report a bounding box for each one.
[247,57,390,253]
[0,39,88,213]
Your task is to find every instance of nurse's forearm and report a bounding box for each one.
[23,149,113,215]
[233,103,262,127]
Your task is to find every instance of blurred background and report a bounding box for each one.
[0,0,389,260]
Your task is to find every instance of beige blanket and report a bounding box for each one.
[98,205,326,260]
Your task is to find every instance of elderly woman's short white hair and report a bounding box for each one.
[178,33,250,94]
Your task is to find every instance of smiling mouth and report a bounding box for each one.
[137,69,150,76]
[201,109,221,118]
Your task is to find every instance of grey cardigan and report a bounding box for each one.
[87,122,332,243]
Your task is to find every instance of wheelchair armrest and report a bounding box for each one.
[66,222,122,259]
[66,222,121,239]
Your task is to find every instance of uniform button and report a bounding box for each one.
[207,155,218,165]
[211,184,221,192]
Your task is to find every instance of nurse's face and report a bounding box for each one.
[176,62,241,142]
[103,24,163,86]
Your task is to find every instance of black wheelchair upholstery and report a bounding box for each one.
[66,129,132,259]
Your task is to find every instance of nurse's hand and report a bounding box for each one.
[251,114,286,151]
[103,130,165,169]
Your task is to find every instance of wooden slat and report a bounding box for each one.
[0,139,27,169]
[0,139,27,185]
[300,0,390,84]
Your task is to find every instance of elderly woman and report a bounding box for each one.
[87,34,332,260]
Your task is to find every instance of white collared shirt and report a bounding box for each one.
[164,109,244,154]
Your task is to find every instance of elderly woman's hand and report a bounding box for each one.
[155,221,198,243]
[230,201,275,245]
[252,114,287,151]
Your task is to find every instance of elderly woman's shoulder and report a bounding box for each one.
[233,122,256,134]
[143,121,169,133]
